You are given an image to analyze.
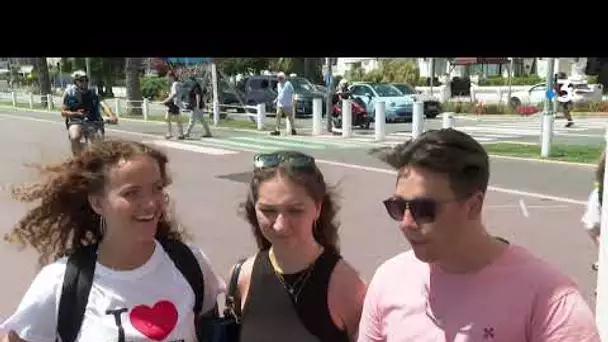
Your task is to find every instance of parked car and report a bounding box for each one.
[349,82,413,122]
[290,76,327,117]
[236,75,326,117]
[391,83,442,118]
[509,80,603,108]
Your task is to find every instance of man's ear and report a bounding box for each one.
[88,194,104,216]
[467,191,484,220]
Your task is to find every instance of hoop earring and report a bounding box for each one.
[99,215,106,236]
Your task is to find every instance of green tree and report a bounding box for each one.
[217,58,270,76]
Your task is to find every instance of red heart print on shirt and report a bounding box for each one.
[130,300,178,341]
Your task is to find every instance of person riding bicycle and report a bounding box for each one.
[61,71,117,156]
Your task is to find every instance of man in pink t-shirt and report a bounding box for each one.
[359,129,600,342]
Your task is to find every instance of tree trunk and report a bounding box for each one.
[125,58,143,116]
[36,58,52,108]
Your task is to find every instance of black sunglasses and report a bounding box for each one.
[383,196,462,224]
[77,77,89,82]
[253,151,316,170]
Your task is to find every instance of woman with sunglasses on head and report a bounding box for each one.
[0,139,225,342]
[231,150,367,342]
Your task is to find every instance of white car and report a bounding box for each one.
[508,80,603,108]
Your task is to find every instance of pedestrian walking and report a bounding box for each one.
[162,71,184,139]
[271,72,296,136]
[183,77,212,138]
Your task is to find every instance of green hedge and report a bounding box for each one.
[140,76,169,100]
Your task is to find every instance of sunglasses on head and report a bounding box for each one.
[253,151,316,170]
[383,196,463,224]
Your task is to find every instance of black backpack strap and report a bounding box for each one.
[160,239,205,314]
[56,245,98,342]
[225,258,247,320]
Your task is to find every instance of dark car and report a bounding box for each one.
[289,76,327,117]
[237,75,326,117]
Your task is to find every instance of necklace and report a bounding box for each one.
[269,248,322,303]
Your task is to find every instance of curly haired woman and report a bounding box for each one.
[0,139,225,342]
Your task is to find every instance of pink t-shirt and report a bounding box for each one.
[358,244,600,342]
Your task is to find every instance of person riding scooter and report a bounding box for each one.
[336,79,352,100]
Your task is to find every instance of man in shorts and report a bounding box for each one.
[358,129,600,341]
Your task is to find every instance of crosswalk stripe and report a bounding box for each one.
[143,140,239,155]
[203,137,278,152]
[232,136,325,149]
[281,135,376,148]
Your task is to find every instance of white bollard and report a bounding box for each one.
[375,101,386,141]
[597,127,608,340]
[285,109,293,135]
[114,98,120,116]
[442,112,455,128]
[312,98,323,136]
[256,103,266,131]
[213,100,220,126]
[412,101,424,139]
[11,92,16,107]
[256,103,265,130]
[28,93,33,108]
[142,98,149,121]
[341,99,352,138]
[540,113,554,157]
[47,94,53,110]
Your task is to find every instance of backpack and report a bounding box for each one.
[181,78,204,110]
[56,239,205,342]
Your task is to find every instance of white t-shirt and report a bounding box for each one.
[170,81,181,106]
[0,239,226,342]
[582,188,601,231]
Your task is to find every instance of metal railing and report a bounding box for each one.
[0,91,275,130]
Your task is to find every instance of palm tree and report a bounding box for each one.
[125,58,143,115]
[36,58,52,108]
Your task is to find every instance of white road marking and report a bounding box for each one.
[142,140,238,155]
[0,112,589,206]
[519,199,530,218]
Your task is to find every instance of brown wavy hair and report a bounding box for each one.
[241,151,341,253]
[4,139,186,267]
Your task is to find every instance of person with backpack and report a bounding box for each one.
[0,139,225,342]
[183,77,212,139]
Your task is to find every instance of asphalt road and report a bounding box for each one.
[0,109,600,322]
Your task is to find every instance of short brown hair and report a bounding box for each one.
[371,128,490,197]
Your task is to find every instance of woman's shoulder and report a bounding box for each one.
[331,258,367,290]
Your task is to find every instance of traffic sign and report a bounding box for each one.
[546,88,556,100]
